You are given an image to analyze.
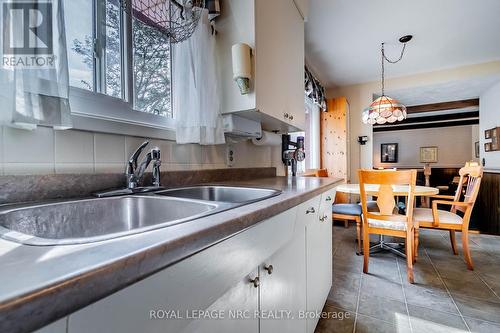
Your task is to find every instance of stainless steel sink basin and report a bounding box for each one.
[0,196,218,245]
[153,186,281,204]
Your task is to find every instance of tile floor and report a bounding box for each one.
[315,225,500,333]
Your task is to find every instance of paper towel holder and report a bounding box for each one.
[232,43,252,95]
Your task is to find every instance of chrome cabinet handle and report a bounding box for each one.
[319,215,328,222]
[284,113,289,119]
[306,207,315,214]
[264,264,274,275]
[249,276,260,288]
[289,115,294,120]
[325,196,332,202]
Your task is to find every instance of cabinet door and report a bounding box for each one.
[255,0,305,130]
[68,209,297,333]
[305,189,335,333]
[182,269,259,333]
[259,223,307,333]
[33,318,67,333]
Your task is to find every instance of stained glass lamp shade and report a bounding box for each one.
[362,95,407,125]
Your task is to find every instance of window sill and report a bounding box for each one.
[69,87,176,140]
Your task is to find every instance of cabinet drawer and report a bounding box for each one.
[68,208,297,333]
[295,196,321,229]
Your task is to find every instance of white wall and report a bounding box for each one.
[328,61,500,181]
[0,126,284,176]
[373,125,474,169]
[480,80,500,171]
[471,124,480,162]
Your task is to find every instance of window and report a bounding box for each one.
[132,8,171,117]
[291,98,321,174]
[63,0,172,117]
[65,0,94,91]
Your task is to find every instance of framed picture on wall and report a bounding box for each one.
[420,146,438,163]
[381,143,398,163]
[475,141,480,158]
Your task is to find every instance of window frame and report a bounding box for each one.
[67,0,175,137]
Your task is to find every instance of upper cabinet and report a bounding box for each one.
[217,0,305,132]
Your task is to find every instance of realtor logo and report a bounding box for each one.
[2,1,54,68]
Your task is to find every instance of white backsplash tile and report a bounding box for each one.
[3,126,54,163]
[201,145,227,165]
[55,163,94,174]
[94,163,124,174]
[55,130,94,163]
[171,143,202,164]
[0,127,280,175]
[94,133,126,163]
[4,163,55,175]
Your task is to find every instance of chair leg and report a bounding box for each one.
[362,225,370,273]
[450,230,458,255]
[344,220,349,228]
[413,228,419,263]
[406,230,415,284]
[462,230,474,270]
[356,218,361,255]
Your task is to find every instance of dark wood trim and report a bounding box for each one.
[471,172,500,235]
[374,111,478,128]
[406,98,479,114]
[373,119,479,132]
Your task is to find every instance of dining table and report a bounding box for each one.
[335,183,439,257]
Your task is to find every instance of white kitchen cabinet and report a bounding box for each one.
[68,209,297,333]
[182,269,260,333]
[260,221,306,333]
[33,318,67,333]
[305,189,335,333]
[218,0,305,132]
[65,188,337,333]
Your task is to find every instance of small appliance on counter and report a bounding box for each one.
[282,134,305,177]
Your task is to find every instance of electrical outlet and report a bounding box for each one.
[226,144,235,167]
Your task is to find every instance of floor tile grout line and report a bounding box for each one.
[474,271,500,301]
[434,230,500,301]
[351,241,364,333]
[396,257,413,333]
[423,247,472,332]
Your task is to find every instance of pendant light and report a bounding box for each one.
[362,35,412,125]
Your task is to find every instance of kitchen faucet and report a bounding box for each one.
[126,141,162,189]
[94,141,162,198]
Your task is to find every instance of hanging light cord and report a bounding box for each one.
[380,42,407,96]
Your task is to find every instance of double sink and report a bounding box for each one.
[0,186,281,246]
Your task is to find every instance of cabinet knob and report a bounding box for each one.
[306,207,315,214]
[249,276,260,288]
[289,115,294,120]
[284,113,289,119]
[326,196,332,202]
[264,264,274,275]
[319,215,328,222]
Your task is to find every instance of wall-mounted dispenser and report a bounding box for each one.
[232,43,252,95]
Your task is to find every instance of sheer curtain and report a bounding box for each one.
[173,8,225,145]
[0,0,72,130]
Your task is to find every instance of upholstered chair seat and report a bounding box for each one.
[413,208,463,225]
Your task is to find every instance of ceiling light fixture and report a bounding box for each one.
[362,35,413,125]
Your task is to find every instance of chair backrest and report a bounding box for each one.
[452,164,483,214]
[358,170,417,228]
[315,169,329,177]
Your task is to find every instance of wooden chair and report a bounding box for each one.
[413,164,483,270]
[315,169,329,177]
[359,169,418,283]
[332,191,362,253]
